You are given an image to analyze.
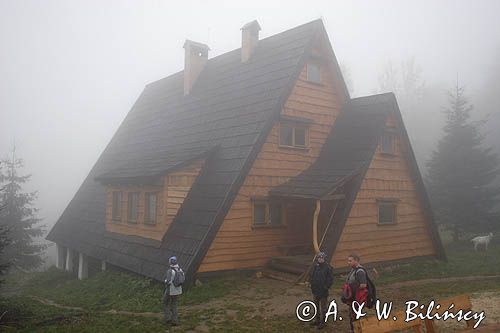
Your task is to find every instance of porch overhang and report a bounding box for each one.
[269,168,361,200]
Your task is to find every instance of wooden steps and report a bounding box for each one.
[262,254,315,283]
[261,269,300,283]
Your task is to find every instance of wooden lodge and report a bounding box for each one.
[47,19,445,283]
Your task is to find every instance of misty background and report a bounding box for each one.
[1,0,500,265]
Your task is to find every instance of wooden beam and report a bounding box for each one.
[321,194,346,200]
[312,199,321,254]
[56,244,66,270]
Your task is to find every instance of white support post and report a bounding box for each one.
[56,244,66,269]
[78,252,88,280]
[101,260,107,271]
[65,248,74,272]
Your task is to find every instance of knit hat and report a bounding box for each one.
[169,256,177,265]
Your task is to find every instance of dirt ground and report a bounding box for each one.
[27,275,500,332]
[186,275,500,332]
[433,291,500,332]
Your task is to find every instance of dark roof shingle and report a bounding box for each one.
[47,19,324,281]
[270,93,396,199]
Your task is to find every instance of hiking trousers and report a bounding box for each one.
[313,294,328,324]
[162,291,179,323]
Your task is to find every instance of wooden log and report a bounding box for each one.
[354,309,424,332]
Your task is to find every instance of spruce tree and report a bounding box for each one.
[426,84,500,241]
[0,153,46,270]
[0,170,11,280]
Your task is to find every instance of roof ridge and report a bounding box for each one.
[350,92,396,102]
[146,19,323,87]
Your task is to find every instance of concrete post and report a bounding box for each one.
[65,248,74,272]
[56,244,66,269]
[78,252,88,280]
[101,260,106,271]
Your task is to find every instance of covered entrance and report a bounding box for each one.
[263,193,346,283]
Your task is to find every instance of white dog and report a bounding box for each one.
[471,232,494,251]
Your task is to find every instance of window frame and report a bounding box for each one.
[144,191,158,225]
[380,131,396,155]
[252,198,285,228]
[279,122,309,149]
[377,199,398,225]
[252,201,268,226]
[127,192,140,224]
[306,62,321,84]
[112,191,122,222]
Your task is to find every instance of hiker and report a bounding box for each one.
[163,256,184,325]
[309,251,334,330]
[343,253,371,332]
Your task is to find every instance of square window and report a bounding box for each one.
[253,200,284,227]
[145,193,157,224]
[279,123,309,148]
[378,202,397,225]
[112,191,122,221]
[253,203,266,225]
[127,192,139,223]
[307,63,321,84]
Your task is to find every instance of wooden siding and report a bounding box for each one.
[165,159,205,225]
[198,57,345,272]
[331,113,437,267]
[105,159,205,240]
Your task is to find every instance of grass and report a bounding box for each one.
[0,296,167,333]
[1,241,500,332]
[4,267,241,313]
[374,241,500,285]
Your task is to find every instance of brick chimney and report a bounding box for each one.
[241,20,261,63]
[183,39,210,95]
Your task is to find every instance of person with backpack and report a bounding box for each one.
[163,256,184,326]
[309,252,334,330]
[342,253,376,333]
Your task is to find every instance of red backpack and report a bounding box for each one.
[341,268,376,309]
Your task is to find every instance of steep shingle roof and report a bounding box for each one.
[95,146,218,184]
[270,93,396,199]
[47,19,327,281]
[270,93,445,261]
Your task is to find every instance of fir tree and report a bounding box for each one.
[0,167,11,280]
[0,152,46,270]
[426,84,500,241]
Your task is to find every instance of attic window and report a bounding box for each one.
[381,132,396,154]
[279,123,308,148]
[127,192,139,224]
[112,191,122,221]
[306,63,321,84]
[377,199,398,225]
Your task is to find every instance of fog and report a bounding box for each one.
[1,0,500,263]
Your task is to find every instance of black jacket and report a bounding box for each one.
[310,262,334,297]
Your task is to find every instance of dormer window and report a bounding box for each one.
[112,191,122,221]
[145,192,158,225]
[127,192,139,223]
[279,123,308,148]
[306,63,321,84]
